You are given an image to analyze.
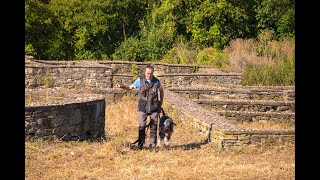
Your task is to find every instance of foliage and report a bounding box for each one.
[255,29,275,56]
[131,64,139,81]
[161,38,198,65]
[36,71,42,85]
[242,58,294,86]
[255,0,295,38]
[188,0,256,49]
[25,0,147,60]
[25,0,59,59]
[25,0,295,63]
[25,44,37,56]
[112,0,176,62]
[196,47,229,70]
[45,70,51,88]
[221,33,294,86]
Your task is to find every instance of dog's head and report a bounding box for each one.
[163,118,174,134]
[159,115,174,139]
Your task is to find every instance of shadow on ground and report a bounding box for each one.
[124,140,210,151]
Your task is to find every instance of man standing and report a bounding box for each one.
[116,65,164,151]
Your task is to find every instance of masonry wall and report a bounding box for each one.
[168,88,295,101]
[195,99,295,113]
[215,111,295,122]
[25,60,241,89]
[25,66,114,89]
[157,73,242,88]
[211,130,295,149]
[162,91,295,149]
[98,61,199,75]
[25,98,106,141]
[25,59,295,147]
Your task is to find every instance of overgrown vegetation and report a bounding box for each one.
[224,30,295,86]
[45,70,51,88]
[26,0,295,85]
[26,0,294,60]
[131,64,139,81]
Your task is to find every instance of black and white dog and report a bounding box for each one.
[158,108,175,147]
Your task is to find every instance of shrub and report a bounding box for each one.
[131,64,139,81]
[196,47,228,70]
[25,44,37,56]
[161,41,198,65]
[242,59,294,86]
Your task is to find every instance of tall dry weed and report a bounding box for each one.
[224,36,294,73]
[223,38,261,73]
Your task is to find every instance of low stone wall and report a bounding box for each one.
[25,60,212,89]
[25,66,113,89]
[158,73,242,88]
[25,92,106,141]
[162,90,295,148]
[168,86,295,101]
[211,129,295,149]
[215,110,295,122]
[25,58,295,148]
[97,60,207,75]
[168,86,295,122]
[194,99,295,113]
[112,74,135,87]
[162,90,243,140]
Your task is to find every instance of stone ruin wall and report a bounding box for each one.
[25,97,106,141]
[211,129,294,149]
[25,58,294,147]
[162,91,295,149]
[158,73,242,88]
[168,87,295,101]
[25,60,241,90]
[25,59,214,141]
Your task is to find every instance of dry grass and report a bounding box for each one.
[25,94,295,179]
[224,37,295,73]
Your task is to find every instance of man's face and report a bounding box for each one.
[145,68,154,80]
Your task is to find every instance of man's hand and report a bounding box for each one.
[116,84,134,91]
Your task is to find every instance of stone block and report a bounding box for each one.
[218,134,238,140]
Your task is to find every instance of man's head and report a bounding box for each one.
[145,65,154,80]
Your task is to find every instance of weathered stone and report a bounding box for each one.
[51,115,64,127]
[69,108,82,125]
[218,134,238,140]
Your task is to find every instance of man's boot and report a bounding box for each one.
[149,119,158,152]
[137,129,146,150]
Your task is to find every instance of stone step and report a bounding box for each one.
[193,99,295,113]
[168,86,294,101]
[214,110,295,122]
[164,90,294,149]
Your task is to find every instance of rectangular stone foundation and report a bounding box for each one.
[162,99,295,149]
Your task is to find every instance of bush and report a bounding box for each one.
[161,41,198,65]
[242,59,294,86]
[196,47,228,70]
[25,44,37,56]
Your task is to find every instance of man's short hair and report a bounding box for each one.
[145,65,154,71]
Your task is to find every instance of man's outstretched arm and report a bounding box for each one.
[116,84,135,91]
